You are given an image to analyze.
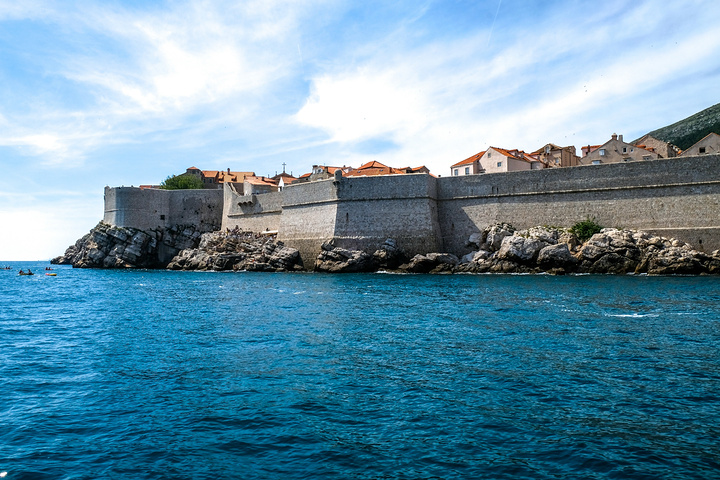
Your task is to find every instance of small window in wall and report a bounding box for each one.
[623,157,632,162]
[699,147,706,154]
[642,155,651,160]
[497,162,502,168]
[464,167,470,175]
[453,169,459,176]
[592,160,601,165]
[487,152,492,157]
[599,149,606,156]
[622,147,627,153]
[160,215,166,220]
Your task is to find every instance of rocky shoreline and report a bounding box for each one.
[53,222,720,275]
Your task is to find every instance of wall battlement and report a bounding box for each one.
[105,155,720,267]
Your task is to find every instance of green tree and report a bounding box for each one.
[160,174,204,190]
[570,218,603,241]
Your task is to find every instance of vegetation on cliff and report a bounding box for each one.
[160,174,204,190]
[638,101,720,150]
[570,218,603,242]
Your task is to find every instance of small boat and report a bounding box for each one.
[45,273,57,276]
[18,272,34,276]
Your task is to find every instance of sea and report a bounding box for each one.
[1,261,719,479]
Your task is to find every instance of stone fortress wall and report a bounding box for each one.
[104,155,720,266]
[104,186,223,231]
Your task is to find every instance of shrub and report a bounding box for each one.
[570,218,603,241]
[160,174,204,190]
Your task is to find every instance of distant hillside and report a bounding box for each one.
[637,102,720,150]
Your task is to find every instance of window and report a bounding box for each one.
[453,169,459,176]
[622,147,627,153]
[699,147,706,154]
[623,157,632,162]
[487,152,492,157]
[464,167,470,175]
[497,162,502,168]
[599,149,606,156]
[592,160,601,165]
[642,155,651,160]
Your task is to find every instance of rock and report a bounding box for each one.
[398,252,459,273]
[537,243,578,269]
[315,243,374,273]
[169,232,303,272]
[496,235,546,263]
[467,232,484,248]
[373,239,407,269]
[482,223,515,251]
[646,248,706,275]
[52,222,176,269]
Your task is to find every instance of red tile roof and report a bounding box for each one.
[451,151,486,168]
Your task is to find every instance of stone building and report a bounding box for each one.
[681,132,720,157]
[243,176,278,195]
[475,147,544,173]
[531,143,579,167]
[450,151,486,176]
[580,134,659,165]
[633,134,680,158]
[185,167,254,189]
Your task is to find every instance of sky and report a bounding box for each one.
[1,0,719,260]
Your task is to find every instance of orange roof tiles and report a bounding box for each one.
[451,151,486,168]
[244,176,278,186]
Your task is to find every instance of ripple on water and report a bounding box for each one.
[0,268,719,479]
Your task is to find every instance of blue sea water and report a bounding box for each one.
[1,263,719,479]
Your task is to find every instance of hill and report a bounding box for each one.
[637,102,720,150]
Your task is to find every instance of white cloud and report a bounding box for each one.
[293,0,720,173]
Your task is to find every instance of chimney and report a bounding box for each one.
[611,133,617,140]
[619,134,623,143]
[227,168,230,174]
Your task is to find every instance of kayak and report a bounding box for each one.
[18,272,34,276]
[45,273,57,276]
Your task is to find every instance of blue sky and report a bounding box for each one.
[1,0,719,260]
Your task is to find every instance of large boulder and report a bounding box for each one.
[482,223,515,251]
[399,253,459,273]
[496,235,547,263]
[537,243,578,269]
[314,242,374,273]
[167,232,304,272]
[373,239,407,270]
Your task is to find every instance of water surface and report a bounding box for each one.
[1,264,719,479]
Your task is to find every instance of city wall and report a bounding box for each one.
[437,156,720,255]
[104,155,720,267]
[104,186,223,231]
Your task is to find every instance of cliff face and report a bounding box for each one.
[54,221,720,275]
[52,222,304,272]
[51,222,204,268]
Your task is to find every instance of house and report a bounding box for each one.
[307,165,352,182]
[531,144,579,168]
[243,176,278,195]
[680,132,720,157]
[581,145,602,157]
[580,134,659,165]
[633,134,680,158]
[345,161,406,177]
[474,147,545,173]
[185,167,254,189]
[450,151,486,176]
[272,171,298,191]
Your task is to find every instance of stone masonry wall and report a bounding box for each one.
[222,183,282,233]
[104,155,720,267]
[104,186,222,232]
[437,155,720,255]
[331,174,442,255]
